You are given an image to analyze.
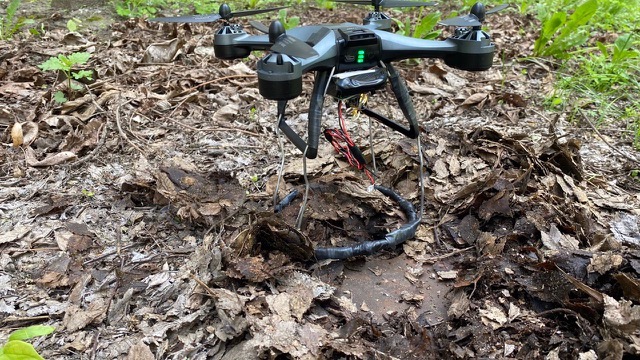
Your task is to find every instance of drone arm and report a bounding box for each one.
[387,62,418,138]
[377,32,495,71]
[377,32,457,62]
[278,70,330,159]
[360,63,419,138]
[214,33,271,59]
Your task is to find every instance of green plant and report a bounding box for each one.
[113,0,167,18]
[243,0,262,10]
[0,325,55,360]
[66,17,82,32]
[278,9,299,30]
[551,32,640,146]
[38,52,93,103]
[81,189,95,197]
[192,0,218,14]
[0,0,34,40]
[315,0,335,11]
[394,11,441,40]
[533,0,598,58]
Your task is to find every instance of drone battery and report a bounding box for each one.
[327,68,388,99]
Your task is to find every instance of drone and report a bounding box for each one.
[150,1,508,260]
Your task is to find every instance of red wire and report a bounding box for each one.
[324,101,375,184]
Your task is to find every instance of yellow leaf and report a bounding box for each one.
[11,122,23,147]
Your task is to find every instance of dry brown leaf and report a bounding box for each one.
[0,225,30,244]
[25,148,78,167]
[11,122,23,147]
[63,300,108,332]
[126,340,155,360]
[603,294,640,332]
[461,93,489,107]
[614,273,640,302]
[141,38,183,63]
[21,121,39,146]
[479,302,508,330]
[499,92,527,107]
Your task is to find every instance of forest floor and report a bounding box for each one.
[1,1,640,359]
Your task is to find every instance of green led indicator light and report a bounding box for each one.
[357,49,365,63]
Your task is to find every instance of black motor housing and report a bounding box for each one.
[257,53,303,100]
[445,51,494,71]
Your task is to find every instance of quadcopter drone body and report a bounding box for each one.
[153,1,504,158]
[214,13,497,160]
[151,2,507,259]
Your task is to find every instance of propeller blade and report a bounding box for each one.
[249,20,270,33]
[149,14,222,23]
[271,35,319,59]
[232,6,289,18]
[486,3,509,14]
[335,0,436,6]
[380,0,437,7]
[438,14,481,27]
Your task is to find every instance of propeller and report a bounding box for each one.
[335,0,436,11]
[149,3,288,23]
[249,20,270,34]
[439,3,508,27]
[268,21,318,59]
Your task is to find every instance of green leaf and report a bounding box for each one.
[72,70,93,80]
[6,0,20,20]
[596,41,608,58]
[66,19,78,32]
[0,340,45,360]
[67,52,91,66]
[555,0,598,42]
[53,91,68,103]
[8,326,55,341]
[533,12,566,55]
[38,57,66,72]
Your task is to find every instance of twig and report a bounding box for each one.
[1,315,51,323]
[578,109,640,165]
[188,272,218,298]
[167,91,200,119]
[421,246,474,264]
[89,328,101,360]
[83,244,137,266]
[115,99,145,155]
[180,74,257,95]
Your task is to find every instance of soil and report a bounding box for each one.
[1,2,640,359]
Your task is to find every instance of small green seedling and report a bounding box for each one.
[66,18,83,32]
[0,0,35,40]
[0,325,55,360]
[278,9,299,30]
[81,189,95,197]
[38,52,93,103]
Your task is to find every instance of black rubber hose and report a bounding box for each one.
[274,189,299,213]
[314,185,420,260]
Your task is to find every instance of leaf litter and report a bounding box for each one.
[1,4,640,359]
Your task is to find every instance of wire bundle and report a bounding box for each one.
[323,100,375,184]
